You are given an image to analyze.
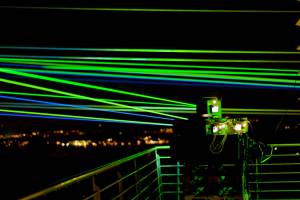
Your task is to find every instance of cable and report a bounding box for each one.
[209,134,228,154]
[260,146,273,164]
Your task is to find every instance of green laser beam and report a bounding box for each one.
[5,58,297,75]
[0,103,193,110]
[223,112,300,115]
[0,67,193,107]
[3,69,298,90]
[2,57,298,73]
[0,91,182,106]
[224,108,300,112]
[0,6,300,14]
[0,108,172,126]
[8,67,298,88]
[0,105,195,113]
[1,46,300,54]
[0,91,76,99]
[2,54,300,63]
[15,68,298,85]
[249,180,300,184]
[249,190,300,193]
[33,66,300,76]
[0,77,188,120]
[1,103,300,115]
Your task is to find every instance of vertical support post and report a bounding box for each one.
[176,161,181,200]
[241,135,249,200]
[155,149,163,200]
[242,161,249,200]
[255,158,259,200]
[133,159,140,195]
[92,176,101,200]
[117,171,124,200]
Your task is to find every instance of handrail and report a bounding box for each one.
[20,145,170,200]
[248,143,300,199]
[269,143,300,147]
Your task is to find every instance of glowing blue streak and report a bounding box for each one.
[0,112,172,126]
[0,95,173,121]
[0,62,42,68]
[2,74,297,91]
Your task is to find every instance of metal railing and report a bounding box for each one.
[184,163,243,199]
[248,143,300,200]
[20,146,183,200]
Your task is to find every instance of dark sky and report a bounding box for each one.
[0,0,299,49]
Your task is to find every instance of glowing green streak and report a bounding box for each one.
[249,190,300,193]
[0,108,172,126]
[0,68,193,108]
[250,172,300,175]
[250,180,300,184]
[0,91,181,106]
[1,57,299,72]
[0,105,71,109]
[0,91,75,99]
[8,68,298,88]
[37,67,300,77]
[0,103,193,110]
[1,46,300,54]
[1,54,300,63]
[0,105,194,113]
[0,91,180,106]
[0,77,188,120]
[15,68,297,84]
[223,108,300,115]
[269,143,300,147]
[223,112,300,115]
[0,105,195,113]
[69,100,178,106]
[224,108,300,112]
[7,59,296,75]
[250,163,300,166]
[264,154,300,157]
[2,104,300,115]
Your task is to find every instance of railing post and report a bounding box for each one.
[241,135,249,200]
[133,158,141,195]
[155,149,164,200]
[117,171,124,200]
[255,158,259,200]
[176,161,181,200]
[92,176,101,200]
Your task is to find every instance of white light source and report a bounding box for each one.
[212,106,219,113]
[234,123,242,131]
[219,123,226,129]
[213,126,218,133]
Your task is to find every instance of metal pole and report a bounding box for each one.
[92,176,101,200]
[255,158,259,200]
[176,161,181,200]
[133,159,140,195]
[155,149,163,200]
[117,171,124,200]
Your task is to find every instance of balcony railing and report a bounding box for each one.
[20,145,182,200]
[248,143,300,200]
